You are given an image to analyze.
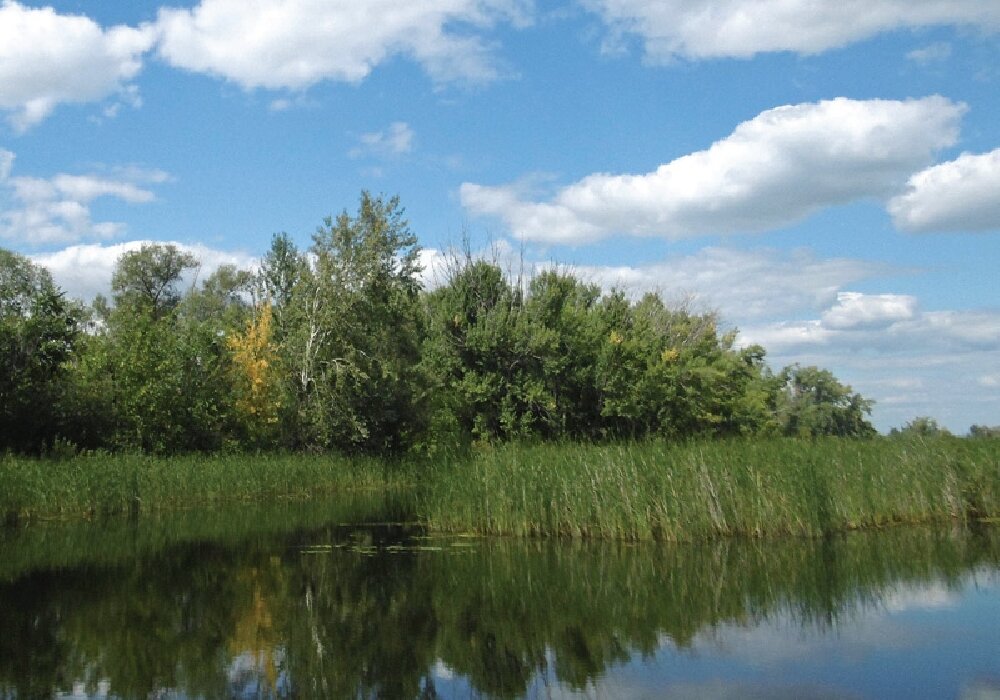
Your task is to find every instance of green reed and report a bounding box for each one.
[0,451,405,522]
[3,437,998,538]
[420,437,1000,540]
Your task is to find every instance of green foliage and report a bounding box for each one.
[0,249,80,452]
[83,244,240,453]
[284,192,425,454]
[1,194,883,457]
[775,364,876,437]
[111,243,198,319]
[891,416,952,437]
[0,451,401,522]
[421,257,537,442]
[421,256,780,444]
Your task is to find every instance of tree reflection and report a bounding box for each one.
[0,518,997,699]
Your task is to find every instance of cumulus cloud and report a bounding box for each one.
[31,240,257,301]
[0,151,163,246]
[583,0,1000,61]
[155,0,531,90]
[559,248,889,320]
[821,292,918,330]
[350,122,415,159]
[0,1,155,131]
[888,148,1000,232]
[462,97,964,243]
[739,297,1000,356]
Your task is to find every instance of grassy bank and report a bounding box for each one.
[3,438,999,539]
[421,437,1000,540]
[0,451,405,522]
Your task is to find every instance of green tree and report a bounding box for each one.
[776,365,875,438]
[421,258,537,443]
[259,232,303,314]
[111,243,198,319]
[0,249,79,452]
[285,192,425,453]
[96,245,236,452]
[523,270,604,438]
[890,416,951,438]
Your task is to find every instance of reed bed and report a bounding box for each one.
[420,437,1000,540]
[3,437,998,538]
[0,451,403,522]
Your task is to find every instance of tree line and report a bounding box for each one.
[2,192,882,456]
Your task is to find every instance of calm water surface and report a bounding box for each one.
[1,495,998,699]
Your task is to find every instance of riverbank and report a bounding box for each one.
[2,438,998,539]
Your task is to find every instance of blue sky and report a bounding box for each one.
[1,0,999,432]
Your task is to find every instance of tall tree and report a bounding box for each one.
[285,192,425,453]
[98,244,234,452]
[111,244,197,320]
[0,249,79,451]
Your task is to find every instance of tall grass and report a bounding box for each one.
[4,438,999,539]
[420,437,1000,540]
[0,451,406,522]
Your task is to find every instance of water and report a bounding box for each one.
[1,496,998,699]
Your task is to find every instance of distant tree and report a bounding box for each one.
[776,365,875,438]
[969,424,1000,439]
[890,416,951,438]
[422,258,780,444]
[0,249,79,451]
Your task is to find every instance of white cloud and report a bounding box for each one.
[584,0,1000,61]
[462,96,964,244]
[559,248,888,320]
[0,1,154,131]
[350,122,415,159]
[740,302,1000,356]
[31,240,257,301]
[888,148,1000,232]
[417,247,451,289]
[821,292,917,330]
[155,0,531,90]
[734,290,1000,430]
[0,151,163,246]
[906,42,952,65]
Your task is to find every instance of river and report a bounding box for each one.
[1,494,998,698]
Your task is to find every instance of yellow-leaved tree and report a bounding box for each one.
[228,301,283,446]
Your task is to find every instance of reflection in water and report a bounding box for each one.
[0,498,998,699]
